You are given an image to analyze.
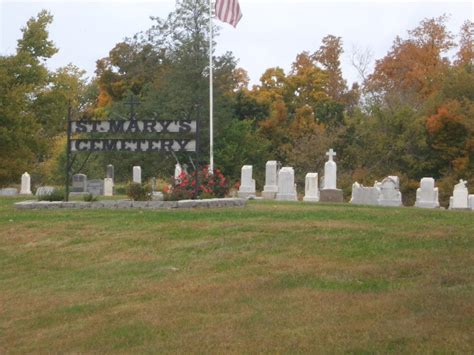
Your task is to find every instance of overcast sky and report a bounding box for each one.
[1,0,472,86]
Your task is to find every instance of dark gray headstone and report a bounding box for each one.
[320,189,344,203]
[87,179,104,195]
[106,164,114,180]
[72,174,87,192]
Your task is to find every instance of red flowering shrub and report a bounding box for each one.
[164,165,230,200]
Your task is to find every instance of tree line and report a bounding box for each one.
[0,0,472,205]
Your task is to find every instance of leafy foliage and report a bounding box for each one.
[165,166,230,200]
[126,182,152,201]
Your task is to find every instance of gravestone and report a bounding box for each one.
[276,167,297,201]
[0,188,18,196]
[106,164,114,180]
[35,186,55,196]
[378,176,403,207]
[133,166,141,184]
[72,174,87,193]
[350,182,381,206]
[238,165,256,199]
[303,173,319,202]
[449,179,469,210]
[87,179,104,196]
[415,177,439,209]
[469,195,474,211]
[262,161,279,199]
[320,148,343,203]
[175,163,183,181]
[20,172,32,195]
[104,178,114,197]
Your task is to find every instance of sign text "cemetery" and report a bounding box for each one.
[70,139,196,152]
[71,120,196,134]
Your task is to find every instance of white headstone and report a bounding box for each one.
[323,148,337,190]
[133,166,141,184]
[0,188,18,196]
[104,178,114,197]
[469,195,474,211]
[20,172,32,195]
[276,167,297,201]
[449,179,469,209]
[415,177,439,209]
[35,186,55,196]
[350,182,381,206]
[262,161,279,199]
[377,176,403,207]
[238,165,256,199]
[303,173,319,202]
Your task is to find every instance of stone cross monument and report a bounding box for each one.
[320,148,343,202]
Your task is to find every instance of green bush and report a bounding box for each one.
[126,182,152,201]
[115,185,127,195]
[83,193,98,202]
[37,189,65,201]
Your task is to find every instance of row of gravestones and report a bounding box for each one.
[0,165,116,197]
[237,149,474,211]
[0,164,168,198]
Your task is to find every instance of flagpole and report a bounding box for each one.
[209,0,214,173]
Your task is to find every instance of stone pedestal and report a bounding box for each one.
[262,161,279,199]
[238,165,256,199]
[276,167,297,201]
[320,189,343,203]
[303,173,319,202]
[20,172,32,195]
[133,166,141,184]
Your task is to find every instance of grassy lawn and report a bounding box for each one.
[0,197,473,353]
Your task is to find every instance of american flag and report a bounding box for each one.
[215,0,243,28]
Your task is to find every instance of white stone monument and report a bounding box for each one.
[276,167,297,201]
[174,163,183,180]
[133,166,141,184]
[320,148,343,202]
[20,172,32,195]
[303,173,319,202]
[469,195,474,211]
[350,182,381,206]
[415,177,439,209]
[262,161,279,199]
[238,165,256,199]
[377,176,403,207]
[104,178,114,197]
[323,148,337,189]
[449,179,469,210]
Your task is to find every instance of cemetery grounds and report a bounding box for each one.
[0,196,473,352]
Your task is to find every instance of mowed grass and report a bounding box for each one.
[0,197,473,353]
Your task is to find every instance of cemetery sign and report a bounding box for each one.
[65,98,200,201]
[70,120,197,152]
